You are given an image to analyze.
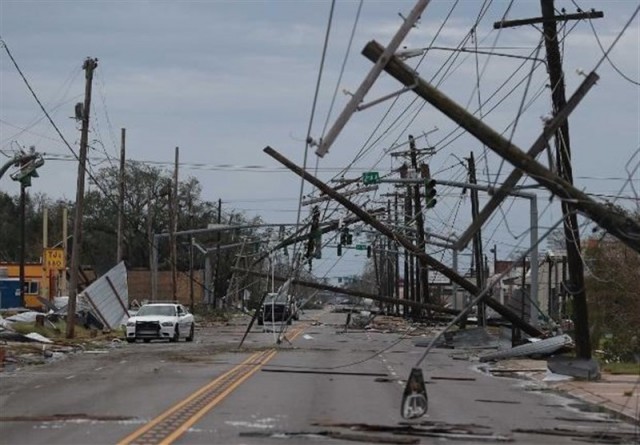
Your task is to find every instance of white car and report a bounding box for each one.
[125,303,195,343]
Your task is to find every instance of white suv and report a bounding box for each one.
[125,303,194,343]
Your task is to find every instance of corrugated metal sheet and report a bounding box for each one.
[79,261,129,330]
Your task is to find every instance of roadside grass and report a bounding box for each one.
[600,361,640,375]
[9,320,121,344]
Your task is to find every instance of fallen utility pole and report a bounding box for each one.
[315,0,432,157]
[361,40,640,254]
[232,268,459,316]
[264,146,543,337]
[67,57,98,339]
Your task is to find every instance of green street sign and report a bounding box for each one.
[362,171,380,185]
[355,244,367,250]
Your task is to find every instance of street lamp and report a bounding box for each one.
[4,149,45,306]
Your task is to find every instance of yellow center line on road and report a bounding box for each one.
[158,349,279,445]
[117,322,310,445]
[117,350,265,445]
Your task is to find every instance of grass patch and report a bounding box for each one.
[9,320,120,343]
[600,361,640,375]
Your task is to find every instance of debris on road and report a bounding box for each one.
[241,430,420,444]
[313,421,514,442]
[479,334,574,362]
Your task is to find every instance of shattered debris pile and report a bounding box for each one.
[360,315,439,336]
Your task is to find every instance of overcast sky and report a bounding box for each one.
[1,0,639,280]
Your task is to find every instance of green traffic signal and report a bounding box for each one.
[425,178,437,208]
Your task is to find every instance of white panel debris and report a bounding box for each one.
[78,261,129,331]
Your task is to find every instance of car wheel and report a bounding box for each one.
[170,326,179,342]
[186,323,194,342]
[143,339,151,343]
[126,338,135,343]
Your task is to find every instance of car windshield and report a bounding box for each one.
[264,293,288,304]
[136,305,176,317]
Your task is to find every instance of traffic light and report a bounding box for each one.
[337,244,342,256]
[424,177,437,208]
[367,245,372,258]
[340,227,353,245]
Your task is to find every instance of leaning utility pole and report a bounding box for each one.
[116,128,126,263]
[67,57,98,339]
[492,0,604,361]
[362,41,640,253]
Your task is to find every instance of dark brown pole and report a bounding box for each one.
[67,57,98,339]
[467,152,486,325]
[541,0,590,359]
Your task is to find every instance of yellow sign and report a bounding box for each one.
[44,248,66,270]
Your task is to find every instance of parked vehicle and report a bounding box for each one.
[257,293,297,325]
[125,303,194,343]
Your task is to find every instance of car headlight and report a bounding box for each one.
[161,321,174,327]
[126,321,135,327]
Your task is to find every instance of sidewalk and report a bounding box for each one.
[491,358,640,423]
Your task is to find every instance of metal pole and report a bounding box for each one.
[116,128,126,263]
[151,234,158,301]
[19,182,26,307]
[189,237,194,312]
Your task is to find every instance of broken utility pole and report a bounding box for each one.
[361,40,640,255]
[67,57,98,339]
[263,146,542,337]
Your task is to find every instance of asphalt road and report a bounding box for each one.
[0,309,637,444]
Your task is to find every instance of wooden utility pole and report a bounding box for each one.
[400,164,414,316]
[361,40,640,254]
[467,152,486,325]
[491,0,604,360]
[116,128,126,263]
[67,57,98,339]
[540,0,589,360]
[170,147,179,302]
[264,146,543,337]
[408,135,431,314]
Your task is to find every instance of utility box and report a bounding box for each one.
[0,278,22,309]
